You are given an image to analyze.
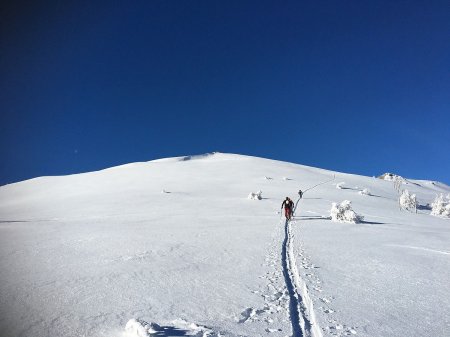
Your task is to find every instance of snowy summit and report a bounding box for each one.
[0,153,449,337]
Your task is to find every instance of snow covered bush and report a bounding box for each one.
[336,182,345,189]
[430,194,450,217]
[126,319,156,337]
[359,188,370,196]
[399,189,417,212]
[330,200,364,223]
[248,190,262,200]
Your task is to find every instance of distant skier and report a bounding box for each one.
[298,189,303,199]
[281,197,294,220]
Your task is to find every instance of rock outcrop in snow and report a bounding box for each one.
[379,173,404,182]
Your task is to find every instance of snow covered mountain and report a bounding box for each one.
[1,153,449,337]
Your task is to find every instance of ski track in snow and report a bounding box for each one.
[387,244,450,256]
[281,217,323,337]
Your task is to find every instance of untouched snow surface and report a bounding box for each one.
[0,153,449,337]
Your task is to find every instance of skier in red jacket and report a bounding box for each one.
[281,197,294,220]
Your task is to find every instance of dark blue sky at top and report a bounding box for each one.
[1,1,449,185]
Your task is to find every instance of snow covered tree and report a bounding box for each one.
[248,190,262,200]
[430,194,450,217]
[359,188,371,196]
[399,189,417,213]
[330,200,364,223]
[394,177,403,193]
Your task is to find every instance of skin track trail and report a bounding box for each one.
[281,215,323,337]
[281,218,304,337]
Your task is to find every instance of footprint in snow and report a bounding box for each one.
[238,307,256,323]
[320,297,331,304]
[265,327,283,333]
[125,318,219,337]
[271,291,284,301]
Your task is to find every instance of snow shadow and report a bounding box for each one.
[339,186,359,191]
[143,325,192,336]
[369,194,384,198]
[125,319,218,337]
[0,220,31,223]
[339,187,385,198]
[295,215,331,221]
[0,219,55,223]
[360,220,386,225]
[417,204,432,211]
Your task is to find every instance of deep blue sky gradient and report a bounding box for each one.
[1,1,449,185]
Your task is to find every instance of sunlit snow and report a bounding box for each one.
[1,153,449,337]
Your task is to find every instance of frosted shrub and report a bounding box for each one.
[125,319,156,337]
[431,194,450,217]
[248,190,263,200]
[445,205,450,217]
[330,200,364,223]
[359,188,370,196]
[336,182,345,189]
[399,189,417,212]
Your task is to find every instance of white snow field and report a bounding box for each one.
[0,153,449,337]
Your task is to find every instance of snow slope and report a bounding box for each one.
[0,153,449,337]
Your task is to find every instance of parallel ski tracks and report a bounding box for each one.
[281,218,323,337]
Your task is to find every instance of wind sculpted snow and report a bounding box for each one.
[0,153,449,337]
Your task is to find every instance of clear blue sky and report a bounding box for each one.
[1,1,449,185]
